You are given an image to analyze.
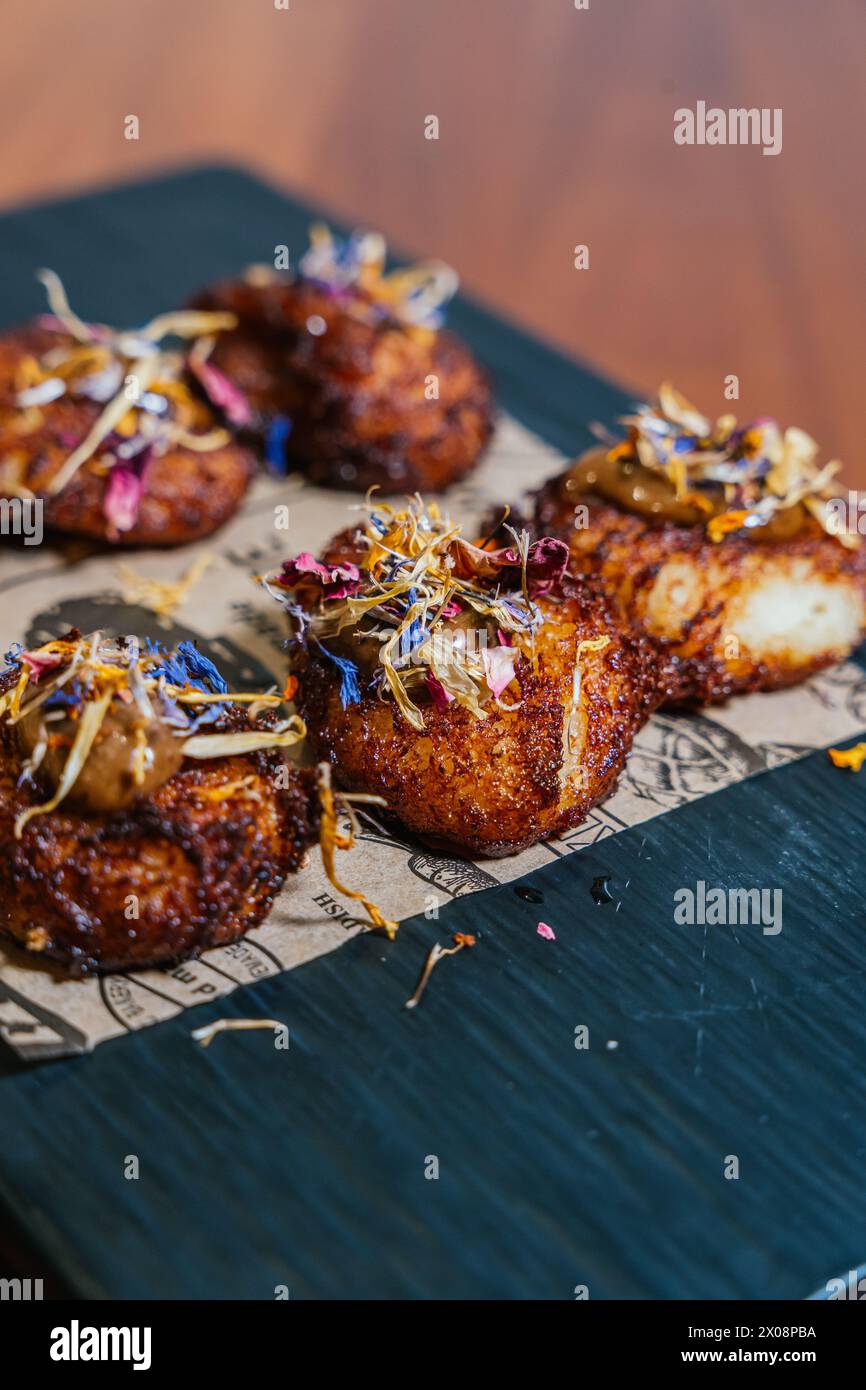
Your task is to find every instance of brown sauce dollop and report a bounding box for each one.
[17,699,185,813]
[564,446,807,541]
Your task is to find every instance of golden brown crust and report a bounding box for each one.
[0,693,319,974]
[293,534,660,856]
[0,326,255,546]
[534,469,866,705]
[192,278,495,492]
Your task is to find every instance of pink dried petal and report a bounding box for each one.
[524,537,569,595]
[325,576,363,600]
[282,552,332,580]
[449,535,568,596]
[279,554,362,600]
[20,650,65,681]
[103,449,152,535]
[426,672,454,712]
[536,921,556,941]
[188,356,252,427]
[481,644,519,698]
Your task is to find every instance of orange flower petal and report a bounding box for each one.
[828,742,866,772]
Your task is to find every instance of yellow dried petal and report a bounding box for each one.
[707,510,750,543]
[828,742,866,772]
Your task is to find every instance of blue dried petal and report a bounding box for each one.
[398,586,425,655]
[145,641,191,689]
[145,639,228,696]
[175,641,229,695]
[319,644,360,708]
[265,415,292,474]
[44,680,82,711]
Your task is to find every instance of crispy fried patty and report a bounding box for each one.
[534,460,866,705]
[292,532,660,857]
[0,696,319,974]
[192,277,495,492]
[0,327,255,546]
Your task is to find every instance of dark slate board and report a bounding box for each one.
[0,168,864,1300]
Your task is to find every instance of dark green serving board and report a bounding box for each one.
[0,168,863,1300]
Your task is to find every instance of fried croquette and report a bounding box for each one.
[533,387,866,705]
[192,225,494,492]
[0,275,255,547]
[266,498,660,858]
[0,634,319,973]
[295,580,658,857]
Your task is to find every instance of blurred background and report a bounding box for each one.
[1,0,863,476]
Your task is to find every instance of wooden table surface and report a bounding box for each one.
[0,0,863,481]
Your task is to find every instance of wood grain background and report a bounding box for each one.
[1,0,863,479]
